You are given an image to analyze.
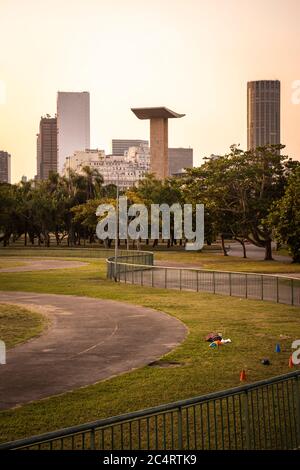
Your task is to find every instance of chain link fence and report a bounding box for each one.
[107,252,300,306]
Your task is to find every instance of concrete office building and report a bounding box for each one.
[168,148,193,175]
[62,149,106,176]
[247,80,280,150]
[131,107,185,179]
[57,91,90,173]
[0,151,11,183]
[62,144,150,189]
[36,116,57,180]
[112,139,148,156]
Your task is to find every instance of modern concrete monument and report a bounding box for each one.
[131,107,185,179]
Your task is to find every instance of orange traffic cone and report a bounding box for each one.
[289,355,294,368]
[240,369,246,381]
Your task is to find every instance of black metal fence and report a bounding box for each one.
[1,371,299,450]
[106,253,300,306]
[107,252,154,278]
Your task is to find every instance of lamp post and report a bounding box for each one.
[66,156,71,195]
[66,156,73,246]
[114,171,119,282]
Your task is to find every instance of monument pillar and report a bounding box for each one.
[150,117,168,179]
[131,107,185,180]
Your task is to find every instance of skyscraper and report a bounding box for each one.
[57,92,90,173]
[0,151,11,183]
[247,80,280,150]
[36,116,57,180]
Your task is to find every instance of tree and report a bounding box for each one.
[72,197,118,247]
[0,183,17,246]
[266,167,300,262]
[81,166,104,199]
[183,144,297,260]
[130,174,184,248]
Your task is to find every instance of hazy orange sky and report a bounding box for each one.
[0,0,300,182]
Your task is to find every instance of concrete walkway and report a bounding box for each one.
[227,243,291,262]
[0,292,187,409]
[0,259,88,273]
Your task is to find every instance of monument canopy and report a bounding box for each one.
[131,107,185,120]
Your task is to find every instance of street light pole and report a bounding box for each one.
[114,171,119,281]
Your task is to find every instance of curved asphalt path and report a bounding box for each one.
[0,291,187,410]
[227,243,291,262]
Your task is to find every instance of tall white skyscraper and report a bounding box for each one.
[57,91,90,173]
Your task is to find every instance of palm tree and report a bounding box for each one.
[81,166,104,200]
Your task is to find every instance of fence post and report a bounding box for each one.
[125,264,127,283]
[291,279,294,306]
[90,429,95,450]
[165,268,167,289]
[245,274,248,299]
[213,271,216,294]
[229,273,232,296]
[141,269,143,286]
[177,406,183,450]
[242,391,251,449]
[180,269,182,291]
[151,268,154,287]
[196,271,199,292]
[261,275,264,300]
[294,375,300,449]
[276,276,279,303]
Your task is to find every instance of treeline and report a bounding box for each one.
[0,145,299,262]
[0,166,117,247]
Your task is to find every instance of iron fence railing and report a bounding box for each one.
[1,371,299,450]
[107,252,154,278]
[106,254,300,307]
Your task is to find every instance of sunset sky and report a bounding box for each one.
[0,0,300,182]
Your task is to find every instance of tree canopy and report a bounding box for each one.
[1,145,299,261]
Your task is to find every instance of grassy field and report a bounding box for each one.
[1,245,300,273]
[0,303,47,349]
[0,247,111,259]
[0,260,26,269]
[154,251,300,273]
[0,256,299,443]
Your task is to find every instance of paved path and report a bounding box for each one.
[154,244,292,267]
[0,292,187,409]
[227,243,291,262]
[0,259,88,273]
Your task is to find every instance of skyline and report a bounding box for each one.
[0,0,300,183]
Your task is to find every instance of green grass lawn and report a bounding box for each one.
[0,257,299,444]
[0,260,26,269]
[0,303,47,349]
[154,251,300,273]
[0,247,111,259]
[1,245,299,274]
[274,248,290,257]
